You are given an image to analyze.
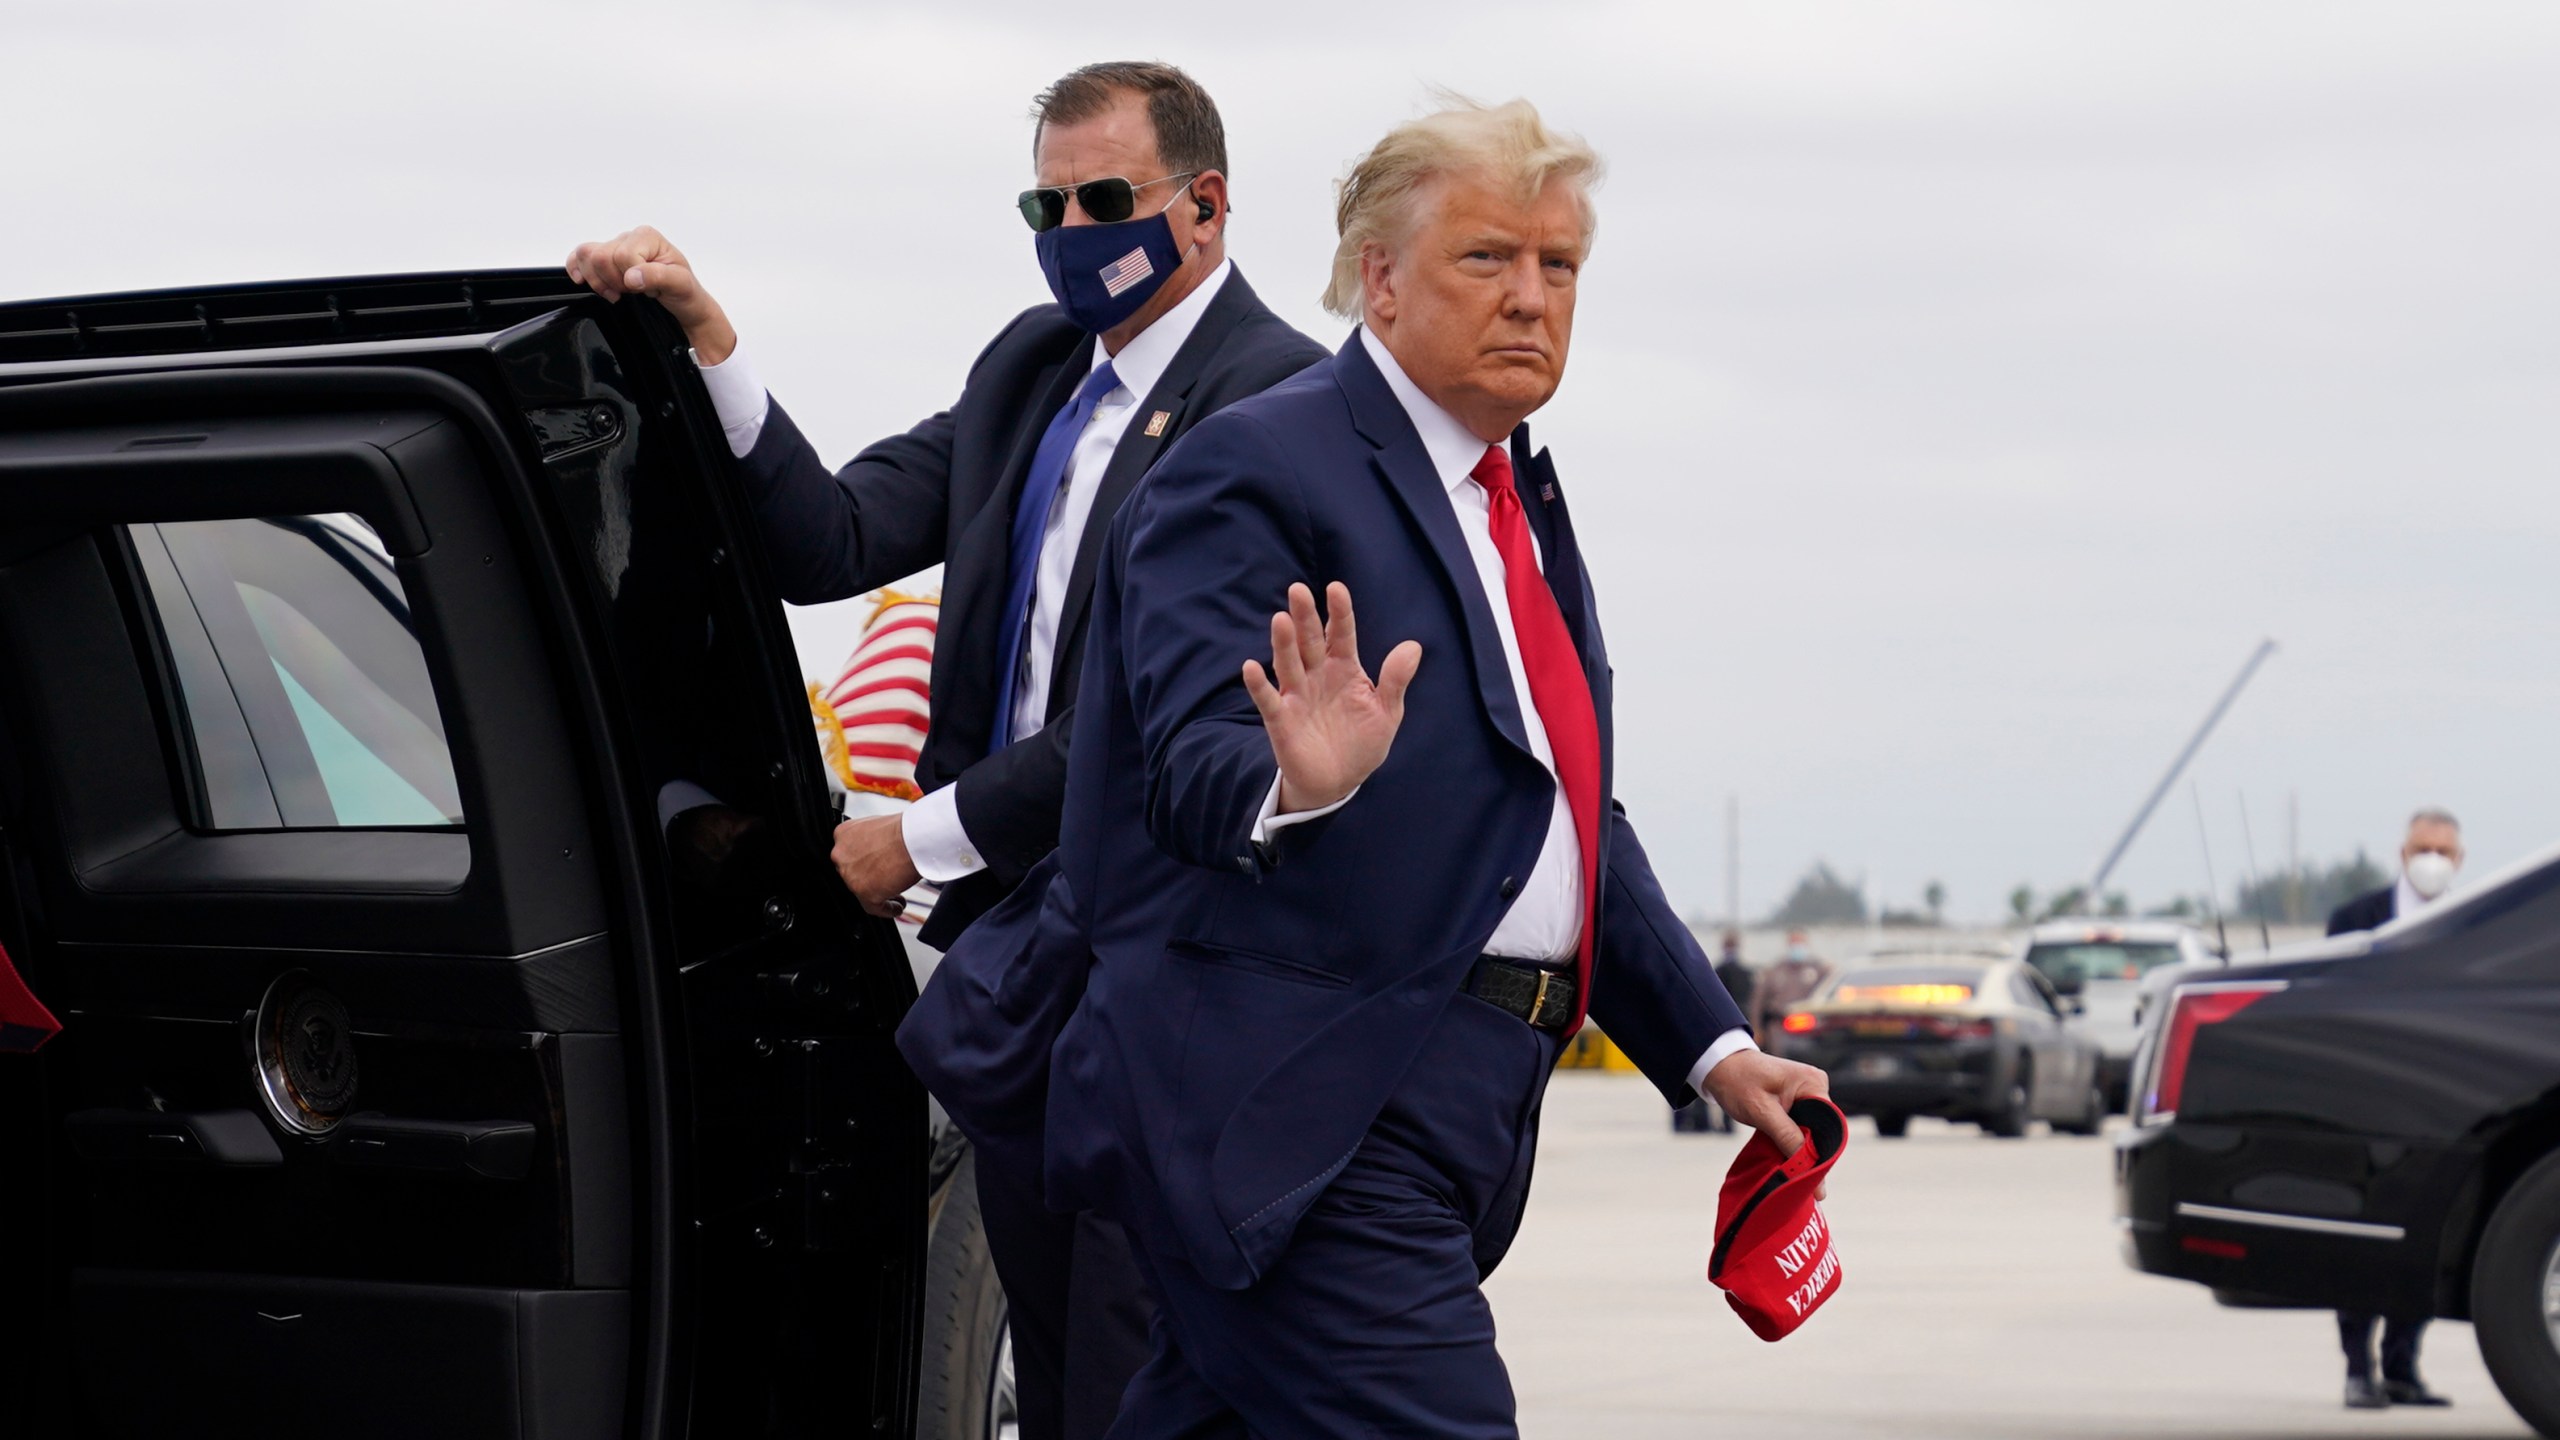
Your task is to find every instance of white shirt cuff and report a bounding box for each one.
[692,342,771,458]
[900,785,987,883]
[1686,1028,1761,1096]
[1248,772,1357,848]
[654,778,723,834]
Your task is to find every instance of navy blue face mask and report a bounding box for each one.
[1036,204,1193,334]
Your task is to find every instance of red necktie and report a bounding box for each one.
[1471,445,1601,1029]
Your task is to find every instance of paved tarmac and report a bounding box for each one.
[1486,1074,2531,1439]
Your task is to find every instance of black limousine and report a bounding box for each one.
[0,274,1012,1439]
[2116,841,2560,1435]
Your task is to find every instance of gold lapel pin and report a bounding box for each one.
[1144,410,1172,438]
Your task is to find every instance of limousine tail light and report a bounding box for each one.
[2139,980,2288,1123]
[1780,1012,1818,1035]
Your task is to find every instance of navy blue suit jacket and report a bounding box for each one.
[917,334,1749,1291]
[2328,885,2397,937]
[735,269,1324,946]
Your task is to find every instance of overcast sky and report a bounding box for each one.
[11,1,2557,922]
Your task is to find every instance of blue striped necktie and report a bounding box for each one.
[989,358,1120,752]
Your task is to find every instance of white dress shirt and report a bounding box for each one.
[698,260,1236,882]
[1257,328,1755,1091]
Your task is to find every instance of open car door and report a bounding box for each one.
[0,272,927,1438]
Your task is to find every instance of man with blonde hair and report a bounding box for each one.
[951,96,1827,1435]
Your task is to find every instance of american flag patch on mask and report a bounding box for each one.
[1099,247,1154,297]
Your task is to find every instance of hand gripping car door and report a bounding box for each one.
[1707,1096,1847,1340]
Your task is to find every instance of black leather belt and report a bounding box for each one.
[1468,957,1578,1034]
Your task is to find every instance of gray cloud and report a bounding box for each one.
[9,0,2554,920]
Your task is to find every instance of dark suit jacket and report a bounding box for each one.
[994,334,1749,1290]
[2328,885,2397,937]
[735,270,1326,945]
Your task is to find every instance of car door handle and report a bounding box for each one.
[328,1113,537,1181]
[65,1107,283,1168]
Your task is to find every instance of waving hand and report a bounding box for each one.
[1241,582,1423,815]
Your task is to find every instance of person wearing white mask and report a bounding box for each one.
[2325,805,2463,1409]
[2328,808,2464,937]
[1753,927,1834,1039]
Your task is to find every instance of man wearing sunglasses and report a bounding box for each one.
[567,59,1324,1440]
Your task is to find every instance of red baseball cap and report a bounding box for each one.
[1708,1096,1847,1341]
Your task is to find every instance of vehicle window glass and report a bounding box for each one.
[2024,942,2181,988]
[130,514,463,829]
[2013,969,2064,1013]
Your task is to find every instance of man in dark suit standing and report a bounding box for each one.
[2327,806,2464,1410]
[567,62,1326,1440]
[2327,808,2462,940]
[1019,97,1828,1436]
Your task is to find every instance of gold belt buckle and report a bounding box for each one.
[1531,969,1558,1028]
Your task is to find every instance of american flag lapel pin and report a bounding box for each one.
[1145,410,1172,438]
[1541,482,1556,501]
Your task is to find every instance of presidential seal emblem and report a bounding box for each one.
[251,971,359,1134]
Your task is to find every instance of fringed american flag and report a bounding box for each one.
[1099,246,1155,298]
[811,589,943,928]
[811,589,938,803]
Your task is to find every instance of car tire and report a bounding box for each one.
[2472,1147,2560,1438]
[2053,1084,2106,1137]
[1983,1061,2032,1139]
[916,1145,1018,1440]
[1872,1113,1910,1139]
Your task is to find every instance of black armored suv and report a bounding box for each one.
[0,273,1010,1439]
[2116,843,2560,1435]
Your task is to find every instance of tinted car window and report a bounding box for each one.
[131,514,463,829]
[2017,968,2069,1013]
[2025,942,2180,987]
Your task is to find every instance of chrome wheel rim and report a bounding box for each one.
[987,1313,1019,1440]
[2542,1235,2560,1358]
